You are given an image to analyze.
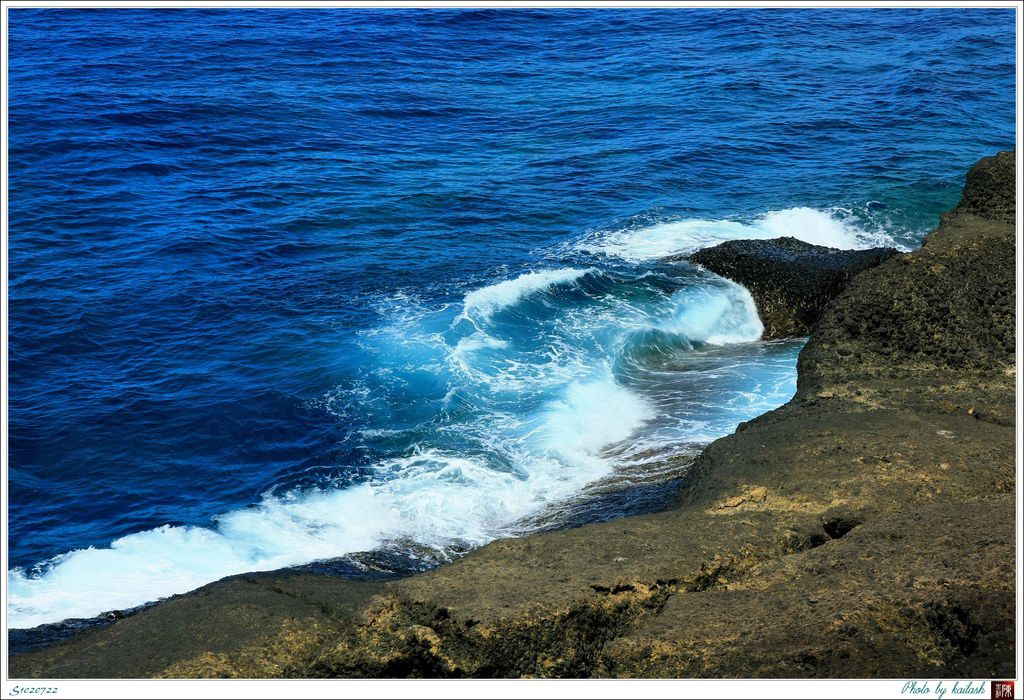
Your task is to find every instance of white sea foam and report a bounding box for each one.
[661,280,764,345]
[9,261,788,629]
[537,377,654,470]
[579,207,901,261]
[7,373,652,629]
[453,332,509,354]
[461,268,592,319]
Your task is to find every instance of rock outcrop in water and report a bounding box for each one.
[679,237,900,339]
[9,151,1016,679]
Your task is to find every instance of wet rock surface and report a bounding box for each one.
[680,237,900,339]
[9,152,1016,678]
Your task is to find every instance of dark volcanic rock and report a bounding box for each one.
[682,237,899,339]
[948,149,1016,225]
[797,151,1017,421]
[9,572,383,678]
[9,153,1016,679]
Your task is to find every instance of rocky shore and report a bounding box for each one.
[9,151,1016,679]
[680,237,900,338]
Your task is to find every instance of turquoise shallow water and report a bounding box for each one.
[7,8,1016,627]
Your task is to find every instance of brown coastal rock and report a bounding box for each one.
[9,152,1016,679]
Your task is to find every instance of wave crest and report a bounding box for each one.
[461,268,594,320]
[9,260,788,628]
[577,207,902,261]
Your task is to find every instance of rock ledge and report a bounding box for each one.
[682,237,899,339]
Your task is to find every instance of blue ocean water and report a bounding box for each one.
[6,8,1015,627]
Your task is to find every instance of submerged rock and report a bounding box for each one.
[679,237,899,339]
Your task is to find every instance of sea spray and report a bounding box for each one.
[8,259,801,628]
[577,207,906,261]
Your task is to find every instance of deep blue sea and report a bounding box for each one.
[7,8,1016,628]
